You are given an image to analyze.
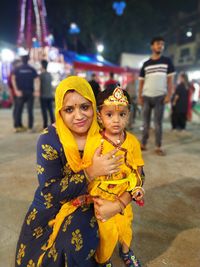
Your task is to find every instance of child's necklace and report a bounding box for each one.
[101,130,125,148]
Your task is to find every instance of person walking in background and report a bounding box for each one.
[89,73,101,99]
[138,36,175,156]
[12,54,39,132]
[39,59,55,129]
[7,59,22,132]
[171,72,189,132]
[104,72,119,90]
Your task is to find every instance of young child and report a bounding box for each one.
[87,86,145,267]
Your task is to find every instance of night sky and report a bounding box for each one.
[0,0,199,57]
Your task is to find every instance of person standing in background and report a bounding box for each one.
[39,60,55,129]
[171,72,189,131]
[191,80,200,117]
[89,73,101,99]
[104,72,119,90]
[12,54,39,132]
[138,36,175,156]
[7,59,22,132]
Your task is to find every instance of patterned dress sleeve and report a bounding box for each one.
[36,130,65,207]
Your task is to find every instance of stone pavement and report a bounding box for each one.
[0,108,200,267]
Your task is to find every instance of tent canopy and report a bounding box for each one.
[61,50,127,74]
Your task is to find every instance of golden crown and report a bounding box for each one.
[103,87,129,106]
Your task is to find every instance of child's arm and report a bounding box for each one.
[128,167,145,206]
[137,166,145,185]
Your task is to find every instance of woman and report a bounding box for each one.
[171,72,189,131]
[15,76,132,267]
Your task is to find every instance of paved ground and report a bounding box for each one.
[0,108,200,267]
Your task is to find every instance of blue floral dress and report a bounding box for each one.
[15,125,99,267]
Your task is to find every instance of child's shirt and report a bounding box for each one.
[88,131,144,201]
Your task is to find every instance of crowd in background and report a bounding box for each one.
[0,55,199,137]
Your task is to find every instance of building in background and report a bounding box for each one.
[165,0,200,80]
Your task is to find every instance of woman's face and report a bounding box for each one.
[60,91,94,136]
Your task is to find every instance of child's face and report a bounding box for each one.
[99,105,130,135]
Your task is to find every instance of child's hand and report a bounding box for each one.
[132,189,145,206]
[131,187,145,201]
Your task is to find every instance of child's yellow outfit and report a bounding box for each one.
[88,130,144,264]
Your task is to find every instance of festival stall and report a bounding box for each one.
[61,50,135,89]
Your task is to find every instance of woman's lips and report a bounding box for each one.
[74,120,87,127]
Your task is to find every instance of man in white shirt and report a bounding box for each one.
[138,36,175,155]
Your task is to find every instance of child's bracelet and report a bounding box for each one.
[131,186,145,198]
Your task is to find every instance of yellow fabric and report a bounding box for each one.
[88,131,144,263]
[95,204,133,264]
[55,76,100,172]
[37,202,77,267]
[37,76,99,266]
[88,131,144,201]
[42,76,144,265]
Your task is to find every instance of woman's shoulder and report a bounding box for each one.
[37,125,62,151]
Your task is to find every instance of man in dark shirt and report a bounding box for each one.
[12,55,39,132]
[39,60,55,129]
[8,59,22,131]
[89,73,101,99]
[138,36,175,155]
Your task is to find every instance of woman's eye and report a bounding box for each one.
[81,104,90,111]
[64,107,73,113]
[106,113,112,117]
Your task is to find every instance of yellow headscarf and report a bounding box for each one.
[55,76,100,172]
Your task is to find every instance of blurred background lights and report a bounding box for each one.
[112,1,126,16]
[17,47,29,56]
[97,43,104,53]
[1,48,15,62]
[69,23,80,34]
[186,30,192,37]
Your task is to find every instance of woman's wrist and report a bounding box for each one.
[114,200,123,214]
[84,167,94,181]
[115,197,127,215]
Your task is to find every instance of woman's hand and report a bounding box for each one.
[93,197,121,221]
[93,192,132,221]
[85,146,123,180]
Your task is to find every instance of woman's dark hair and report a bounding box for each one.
[96,87,131,110]
[179,72,189,89]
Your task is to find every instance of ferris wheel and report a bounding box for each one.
[17,0,50,48]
